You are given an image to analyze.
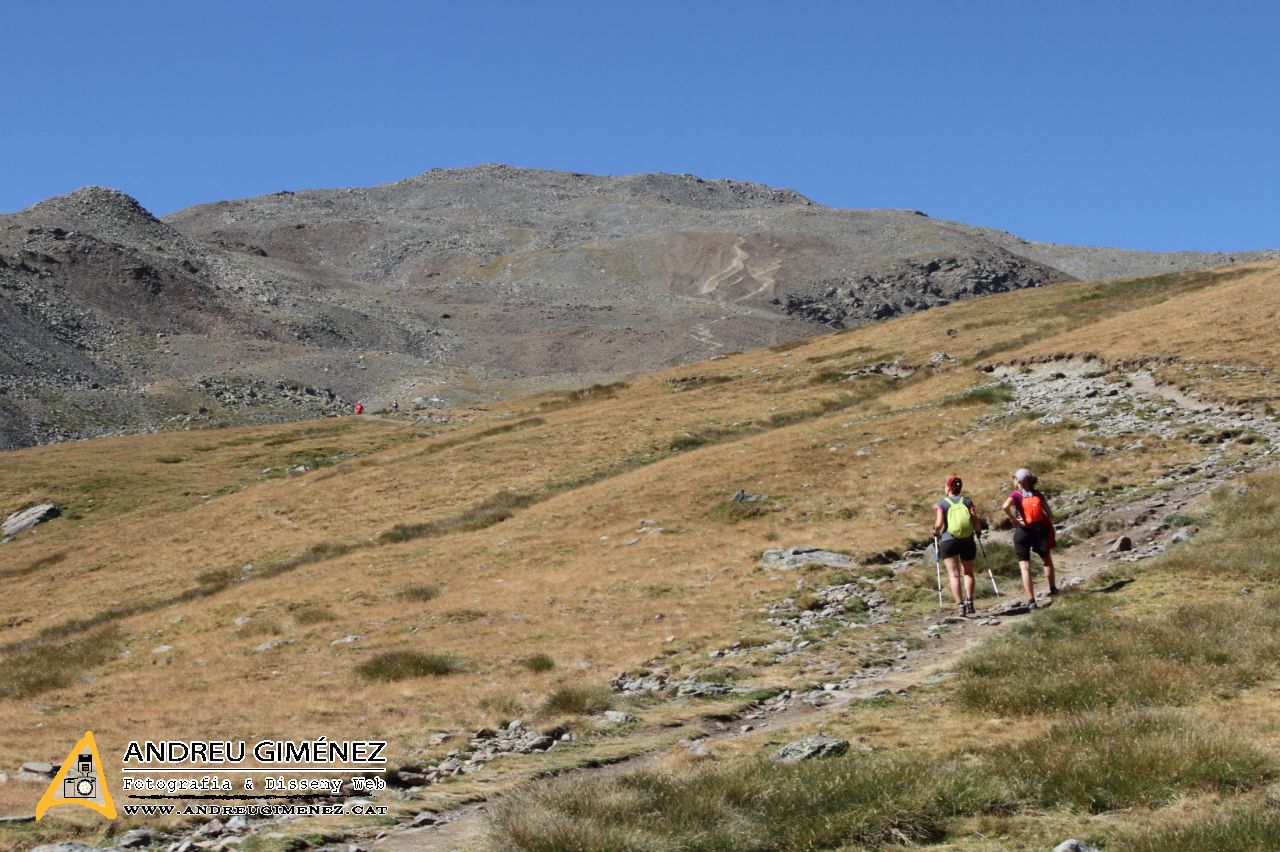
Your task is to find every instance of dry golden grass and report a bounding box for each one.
[1,260,1278,845]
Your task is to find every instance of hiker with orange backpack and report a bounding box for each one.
[933,475,983,617]
[1002,468,1058,609]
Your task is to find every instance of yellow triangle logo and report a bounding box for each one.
[35,730,116,821]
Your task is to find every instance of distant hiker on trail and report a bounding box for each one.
[933,475,982,616]
[391,399,399,414]
[1003,468,1058,609]
[354,402,364,415]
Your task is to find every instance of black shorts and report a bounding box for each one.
[1013,525,1051,561]
[939,537,976,561]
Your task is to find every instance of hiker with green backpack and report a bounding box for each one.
[1002,467,1058,610]
[933,475,983,616]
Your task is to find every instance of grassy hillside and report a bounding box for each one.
[1,261,1277,849]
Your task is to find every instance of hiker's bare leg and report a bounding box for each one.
[944,556,963,603]
[1042,553,1056,591]
[1019,560,1035,599]
[961,559,976,601]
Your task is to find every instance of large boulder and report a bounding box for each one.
[3,503,60,537]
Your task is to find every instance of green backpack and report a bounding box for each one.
[943,496,974,538]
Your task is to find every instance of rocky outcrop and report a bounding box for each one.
[778,254,1065,329]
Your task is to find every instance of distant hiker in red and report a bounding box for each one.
[933,475,982,616]
[354,402,364,415]
[1002,468,1057,609]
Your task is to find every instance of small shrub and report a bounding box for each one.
[197,566,240,585]
[520,653,556,673]
[479,694,527,716]
[809,369,849,385]
[444,609,486,623]
[397,584,442,603]
[943,383,1015,407]
[541,684,613,716]
[236,619,284,638]
[292,604,336,625]
[356,652,466,682]
[155,454,187,464]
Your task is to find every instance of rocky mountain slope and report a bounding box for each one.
[2,165,1275,449]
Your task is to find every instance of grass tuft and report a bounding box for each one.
[541,684,613,716]
[397,584,443,602]
[519,653,556,673]
[356,652,466,682]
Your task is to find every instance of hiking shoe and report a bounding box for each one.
[956,603,969,618]
[1026,599,1038,611]
[1047,586,1061,597]
[964,600,976,615]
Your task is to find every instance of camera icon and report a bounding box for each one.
[62,753,96,799]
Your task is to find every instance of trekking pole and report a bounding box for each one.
[933,536,944,609]
[977,535,1001,597]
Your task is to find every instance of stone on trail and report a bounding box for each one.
[3,503,59,537]
[774,734,849,764]
[761,546,855,571]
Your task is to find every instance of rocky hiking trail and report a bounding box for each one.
[31,355,1277,852]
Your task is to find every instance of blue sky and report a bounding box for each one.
[2,1,1276,251]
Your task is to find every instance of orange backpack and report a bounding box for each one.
[1021,492,1049,526]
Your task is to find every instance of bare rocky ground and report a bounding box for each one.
[4,166,1277,450]
[27,350,1272,852]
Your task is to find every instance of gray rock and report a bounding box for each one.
[2,503,60,537]
[195,818,224,836]
[761,546,855,571]
[120,828,160,847]
[253,639,294,653]
[225,815,248,832]
[1109,536,1133,553]
[775,734,850,764]
[678,739,711,758]
[525,735,556,752]
[1053,841,1101,852]
[601,711,637,724]
[1170,526,1198,543]
[409,811,438,827]
[730,489,764,503]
